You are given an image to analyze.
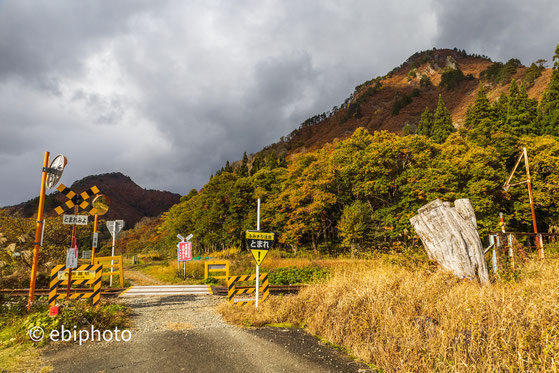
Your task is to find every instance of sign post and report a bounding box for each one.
[28,153,68,310]
[106,220,124,286]
[90,194,110,264]
[256,199,260,308]
[27,152,50,310]
[177,235,193,279]
[244,199,275,308]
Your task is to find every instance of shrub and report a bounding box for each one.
[524,62,545,86]
[138,251,165,261]
[267,265,329,285]
[440,68,467,89]
[392,89,420,115]
[480,58,522,85]
[210,246,241,259]
[419,75,432,88]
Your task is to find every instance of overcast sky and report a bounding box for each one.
[1,0,558,206]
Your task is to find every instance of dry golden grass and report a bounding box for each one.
[219,257,559,372]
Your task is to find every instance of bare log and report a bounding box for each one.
[410,199,490,285]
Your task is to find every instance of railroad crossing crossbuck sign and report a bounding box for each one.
[54,184,100,216]
[245,231,275,266]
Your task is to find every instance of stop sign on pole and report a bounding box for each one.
[177,241,192,261]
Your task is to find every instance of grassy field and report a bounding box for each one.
[219,255,559,372]
[127,249,344,285]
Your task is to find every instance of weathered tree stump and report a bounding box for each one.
[410,199,490,285]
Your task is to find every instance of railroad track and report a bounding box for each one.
[1,285,306,298]
[120,285,210,297]
[210,285,305,296]
[0,288,125,297]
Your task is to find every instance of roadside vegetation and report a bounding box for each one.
[0,298,130,372]
[128,249,332,286]
[219,254,559,372]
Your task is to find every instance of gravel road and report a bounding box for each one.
[42,295,370,373]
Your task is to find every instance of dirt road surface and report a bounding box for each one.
[43,295,371,372]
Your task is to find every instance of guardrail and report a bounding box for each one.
[204,260,229,280]
[94,255,124,287]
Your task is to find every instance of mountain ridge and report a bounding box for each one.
[246,48,552,162]
[3,172,180,228]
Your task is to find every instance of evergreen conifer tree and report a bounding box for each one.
[251,153,264,175]
[504,80,538,135]
[431,94,455,143]
[266,151,277,169]
[465,84,493,128]
[538,44,559,135]
[493,91,509,129]
[417,107,433,137]
[238,152,249,177]
[465,85,495,145]
[223,160,233,173]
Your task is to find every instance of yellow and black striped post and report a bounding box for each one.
[48,264,102,306]
[227,273,269,306]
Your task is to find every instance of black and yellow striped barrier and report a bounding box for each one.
[54,184,100,215]
[48,264,102,306]
[227,273,269,306]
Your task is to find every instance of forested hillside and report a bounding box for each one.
[125,45,559,257]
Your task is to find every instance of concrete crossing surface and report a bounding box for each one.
[119,285,210,297]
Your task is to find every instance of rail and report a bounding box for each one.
[211,284,305,296]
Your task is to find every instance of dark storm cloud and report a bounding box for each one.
[0,0,556,208]
[0,1,150,84]
[432,0,559,64]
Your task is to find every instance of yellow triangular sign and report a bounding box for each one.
[250,249,269,266]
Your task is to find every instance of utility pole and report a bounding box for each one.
[503,147,543,259]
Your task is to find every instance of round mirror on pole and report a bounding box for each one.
[92,194,110,216]
[45,154,67,189]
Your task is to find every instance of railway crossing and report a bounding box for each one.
[119,285,211,297]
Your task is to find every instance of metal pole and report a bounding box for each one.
[91,214,98,265]
[489,235,498,274]
[110,224,115,287]
[508,233,515,270]
[40,219,46,247]
[257,198,261,231]
[256,198,260,308]
[523,147,543,259]
[67,204,78,299]
[27,152,50,311]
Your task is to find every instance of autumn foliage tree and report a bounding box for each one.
[152,45,559,256]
